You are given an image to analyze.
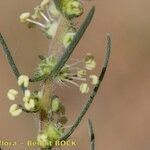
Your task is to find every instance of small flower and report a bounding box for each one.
[9,104,22,117]
[7,89,18,101]
[24,99,35,111]
[63,31,76,48]
[77,69,86,78]
[85,60,96,70]
[24,89,31,98]
[51,96,61,112]
[18,75,29,88]
[19,12,31,23]
[80,83,90,94]
[23,91,42,111]
[89,75,98,85]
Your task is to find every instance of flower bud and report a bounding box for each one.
[18,75,29,88]
[51,96,61,112]
[44,22,59,39]
[7,89,18,101]
[85,60,96,70]
[64,0,84,18]
[77,69,86,78]
[20,12,30,23]
[47,124,62,142]
[9,104,22,117]
[63,31,76,48]
[37,133,50,148]
[80,83,89,94]
[37,55,57,76]
[89,75,98,85]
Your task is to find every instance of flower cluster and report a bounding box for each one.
[11,0,98,149]
[7,75,42,117]
[19,0,83,48]
[7,76,68,148]
[37,123,64,148]
[34,53,98,94]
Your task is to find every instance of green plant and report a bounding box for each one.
[0,0,111,149]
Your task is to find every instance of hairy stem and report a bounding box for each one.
[60,34,111,140]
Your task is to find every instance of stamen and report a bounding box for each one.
[70,76,87,81]
[40,12,50,22]
[69,60,83,67]
[62,78,79,87]
[46,9,54,21]
[27,19,46,28]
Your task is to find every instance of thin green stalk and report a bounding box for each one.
[30,6,95,82]
[60,34,111,140]
[88,119,95,150]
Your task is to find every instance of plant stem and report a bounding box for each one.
[60,34,111,140]
[88,119,95,150]
[49,6,95,78]
[29,6,95,82]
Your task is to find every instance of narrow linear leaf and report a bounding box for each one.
[0,33,25,92]
[60,34,111,140]
[88,119,95,150]
[30,6,95,82]
[0,33,20,79]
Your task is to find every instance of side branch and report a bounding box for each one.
[88,119,95,150]
[60,34,111,140]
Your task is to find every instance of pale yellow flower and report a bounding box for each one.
[9,104,22,117]
[80,83,90,94]
[7,89,18,101]
[18,75,29,87]
[89,75,98,85]
[20,12,31,23]
[24,99,35,110]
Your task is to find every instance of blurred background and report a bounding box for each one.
[1,0,150,150]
